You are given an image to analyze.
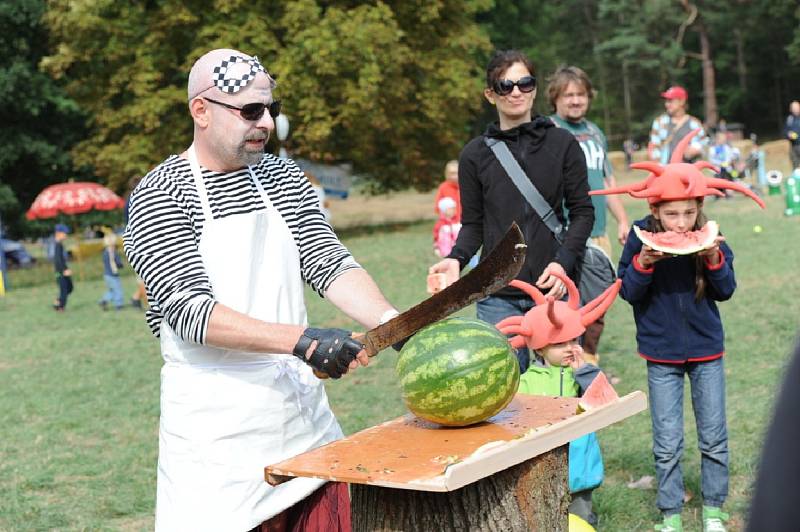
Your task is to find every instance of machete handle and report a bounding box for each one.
[351,332,377,355]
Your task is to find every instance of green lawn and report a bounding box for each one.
[1,193,798,530]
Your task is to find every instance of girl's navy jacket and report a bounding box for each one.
[618,216,735,363]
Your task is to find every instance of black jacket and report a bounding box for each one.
[53,241,68,274]
[448,116,594,297]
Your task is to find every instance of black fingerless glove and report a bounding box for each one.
[292,327,365,379]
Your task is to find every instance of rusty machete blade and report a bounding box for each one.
[361,222,526,356]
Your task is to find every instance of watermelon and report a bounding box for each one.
[578,372,619,413]
[396,317,520,427]
[634,220,719,255]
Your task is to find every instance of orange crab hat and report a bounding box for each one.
[590,129,765,208]
[496,271,622,351]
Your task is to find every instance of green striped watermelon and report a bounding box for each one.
[396,317,520,427]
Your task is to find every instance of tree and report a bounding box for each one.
[0,0,87,237]
[0,182,20,223]
[351,447,569,531]
[43,0,492,192]
[677,0,718,128]
[595,0,687,140]
[711,0,800,133]
[789,4,800,64]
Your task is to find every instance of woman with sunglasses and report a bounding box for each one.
[430,50,594,374]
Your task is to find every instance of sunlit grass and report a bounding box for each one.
[1,192,797,530]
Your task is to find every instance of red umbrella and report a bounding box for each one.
[26,181,125,220]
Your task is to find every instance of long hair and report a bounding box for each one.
[645,200,709,301]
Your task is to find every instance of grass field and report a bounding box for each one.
[1,189,799,530]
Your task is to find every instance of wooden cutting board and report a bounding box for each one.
[266,391,646,492]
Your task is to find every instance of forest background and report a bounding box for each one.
[1,0,800,238]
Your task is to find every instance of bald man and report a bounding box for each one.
[124,49,398,531]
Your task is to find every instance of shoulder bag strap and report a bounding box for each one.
[484,136,564,244]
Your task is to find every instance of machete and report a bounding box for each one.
[359,221,526,356]
[312,222,526,379]
[314,222,528,379]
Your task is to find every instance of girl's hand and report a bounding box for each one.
[637,245,667,269]
[697,236,726,265]
[565,344,586,370]
[536,262,567,299]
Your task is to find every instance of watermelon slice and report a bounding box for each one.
[633,220,719,255]
[578,372,619,413]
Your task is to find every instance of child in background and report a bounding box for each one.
[590,131,765,532]
[497,271,622,530]
[99,233,124,311]
[52,223,73,311]
[707,131,740,182]
[433,197,460,258]
[432,159,480,268]
[433,160,461,222]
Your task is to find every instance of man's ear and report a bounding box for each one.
[649,205,659,220]
[483,88,495,106]
[189,98,210,128]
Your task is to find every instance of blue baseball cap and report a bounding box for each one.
[54,223,71,234]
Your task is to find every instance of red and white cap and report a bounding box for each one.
[661,86,688,100]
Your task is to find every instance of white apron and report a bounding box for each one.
[155,146,343,532]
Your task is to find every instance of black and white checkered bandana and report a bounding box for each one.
[211,55,268,94]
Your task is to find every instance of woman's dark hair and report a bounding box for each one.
[645,200,709,301]
[485,50,536,89]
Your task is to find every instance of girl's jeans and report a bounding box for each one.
[476,295,535,373]
[101,274,125,308]
[647,358,729,514]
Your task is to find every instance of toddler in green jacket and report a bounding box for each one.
[497,271,621,529]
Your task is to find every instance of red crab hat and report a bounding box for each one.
[496,271,622,351]
[590,129,765,209]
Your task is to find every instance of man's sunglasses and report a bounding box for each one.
[492,76,537,96]
[203,97,282,121]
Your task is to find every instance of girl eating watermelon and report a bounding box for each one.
[590,130,764,532]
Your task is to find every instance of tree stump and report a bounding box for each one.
[351,444,569,532]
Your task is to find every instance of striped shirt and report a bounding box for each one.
[123,153,360,343]
[649,113,707,163]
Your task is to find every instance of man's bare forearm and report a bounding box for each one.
[204,303,304,354]
[325,268,397,330]
[202,268,395,355]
